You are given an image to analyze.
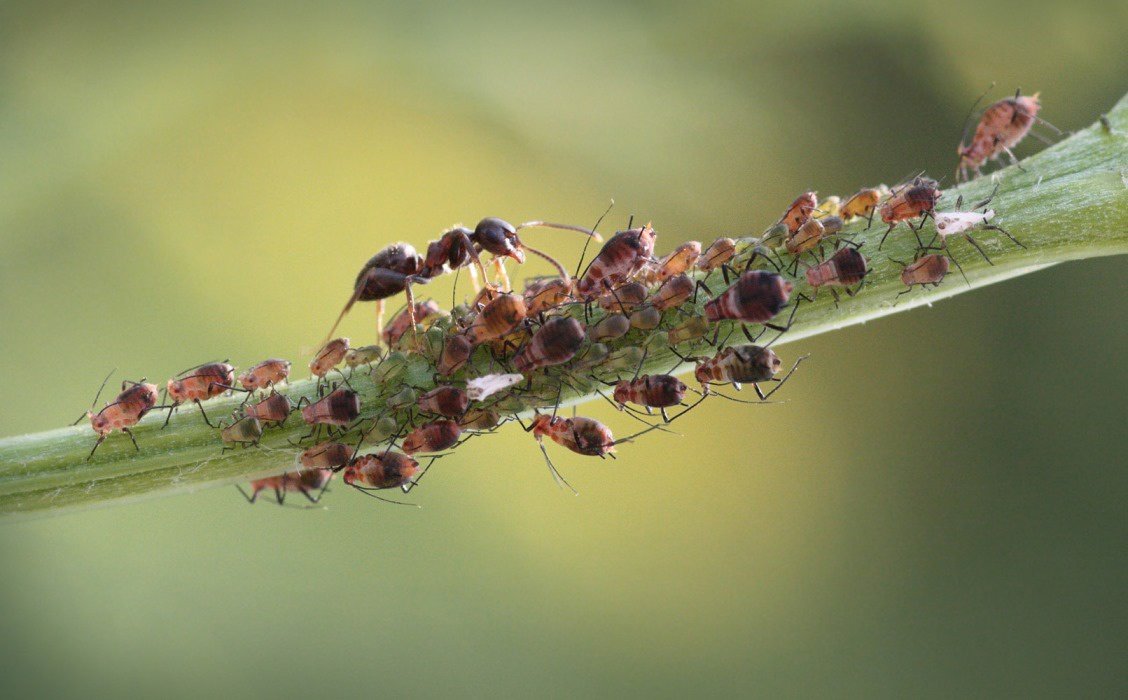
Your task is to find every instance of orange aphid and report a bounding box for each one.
[166,362,235,405]
[309,338,350,378]
[531,414,615,458]
[383,300,443,347]
[958,91,1042,182]
[240,468,333,505]
[778,192,817,234]
[237,359,291,392]
[462,293,526,346]
[697,237,738,273]
[83,380,160,459]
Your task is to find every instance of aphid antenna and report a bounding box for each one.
[175,359,228,378]
[349,485,421,507]
[958,82,997,151]
[536,440,579,495]
[693,387,780,406]
[403,455,439,493]
[611,420,674,447]
[74,368,117,424]
[759,353,810,401]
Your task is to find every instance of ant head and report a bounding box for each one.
[475,217,524,261]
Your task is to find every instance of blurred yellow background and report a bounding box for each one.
[1,1,1126,697]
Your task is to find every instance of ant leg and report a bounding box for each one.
[375,299,386,342]
[493,258,512,291]
[963,234,994,265]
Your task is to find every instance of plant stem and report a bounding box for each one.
[2,94,1126,520]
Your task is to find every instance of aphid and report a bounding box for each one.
[462,293,527,346]
[778,192,818,234]
[531,414,615,457]
[363,415,399,444]
[345,344,385,369]
[383,300,443,347]
[461,408,502,431]
[523,277,573,317]
[513,317,586,373]
[656,241,701,281]
[342,451,423,496]
[465,373,524,401]
[221,416,263,448]
[612,374,687,420]
[237,359,291,392]
[165,361,236,427]
[299,442,353,470]
[692,345,805,400]
[588,313,631,342]
[931,187,1023,264]
[840,188,882,224]
[417,386,469,418]
[240,468,333,505]
[650,273,694,311]
[299,387,360,427]
[667,317,709,345]
[697,237,738,273]
[310,338,350,379]
[79,376,161,459]
[577,224,657,298]
[813,195,841,218]
[597,281,649,313]
[818,215,844,237]
[879,177,942,248]
[402,420,462,454]
[243,391,292,426]
[786,217,826,256]
[957,90,1044,182]
[704,270,793,326]
[629,306,661,330]
[438,334,473,376]
[804,246,869,299]
[386,386,418,412]
[602,346,647,373]
[895,254,950,302]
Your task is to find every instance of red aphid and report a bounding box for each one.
[513,317,586,373]
[704,271,793,324]
[402,420,462,454]
[417,386,470,418]
[577,224,657,298]
[342,451,421,490]
[958,92,1042,182]
[310,338,350,378]
[300,388,360,427]
[84,381,160,458]
[237,359,291,392]
[778,192,818,234]
[244,392,292,425]
[166,362,235,404]
[805,247,869,289]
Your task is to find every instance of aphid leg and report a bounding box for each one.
[962,234,994,265]
[984,224,1025,249]
[235,484,258,504]
[878,223,896,250]
[86,435,107,460]
[161,405,177,429]
[758,354,810,401]
[692,279,714,305]
[192,399,219,428]
[1002,146,1026,172]
[121,427,140,451]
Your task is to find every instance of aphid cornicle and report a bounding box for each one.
[383,300,443,347]
[613,375,687,420]
[310,338,350,378]
[656,241,701,281]
[840,188,882,224]
[804,246,869,296]
[957,91,1043,182]
[81,379,161,459]
[778,192,818,234]
[299,442,353,470]
[417,386,469,418]
[237,359,291,392]
[462,293,527,346]
[697,237,738,273]
[165,362,236,427]
[402,420,462,454]
[577,224,657,298]
[513,317,586,373]
[896,254,950,302]
[650,273,694,311]
[240,468,333,505]
[597,281,648,313]
[342,451,421,492]
[244,392,292,426]
[300,387,361,427]
[693,344,805,401]
[879,177,942,248]
[704,270,793,324]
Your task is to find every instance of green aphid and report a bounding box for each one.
[386,386,418,411]
[221,416,263,446]
[667,317,709,345]
[345,345,385,369]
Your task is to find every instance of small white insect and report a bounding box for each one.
[466,373,524,401]
[928,185,1023,264]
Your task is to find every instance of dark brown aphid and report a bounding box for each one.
[244,392,292,426]
[879,177,941,248]
[240,468,333,505]
[778,192,818,234]
[81,378,161,459]
[310,338,350,378]
[299,387,360,427]
[805,246,869,297]
[697,237,738,273]
[650,273,694,311]
[958,91,1043,182]
[840,188,882,224]
[342,451,422,493]
[597,281,649,313]
[704,270,793,324]
[656,241,701,281]
[513,317,586,373]
[237,359,291,392]
[438,334,473,376]
[463,293,527,346]
[299,442,353,470]
[577,224,657,298]
[693,345,806,400]
[613,374,687,420]
[383,300,443,347]
[402,420,462,454]
[460,408,502,431]
[417,386,469,418]
[165,362,236,427]
[895,254,950,302]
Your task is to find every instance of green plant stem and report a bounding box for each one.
[2,95,1126,520]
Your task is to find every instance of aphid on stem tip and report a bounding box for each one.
[778,192,818,234]
[612,374,687,421]
[243,391,292,427]
[310,338,350,379]
[596,281,649,314]
[237,359,291,393]
[164,361,237,428]
[803,246,869,303]
[689,345,808,401]
[577,224,657,298]
[238,468,334,505]
[77,374,161,459]
[957,89,1055,182]
[878,177,942,249]
[514,317,586,373]
[417,386,470,419]
[929,186,1023,265]
[383,300,443,347]
[462,293,527,346]
[402,420,462,455]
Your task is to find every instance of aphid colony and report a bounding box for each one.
[76,88,1051,505]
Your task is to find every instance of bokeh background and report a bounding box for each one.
[1,1,1126,697]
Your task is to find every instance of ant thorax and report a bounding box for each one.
[934,209,995,237]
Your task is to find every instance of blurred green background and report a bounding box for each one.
[1,1,1126,697]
